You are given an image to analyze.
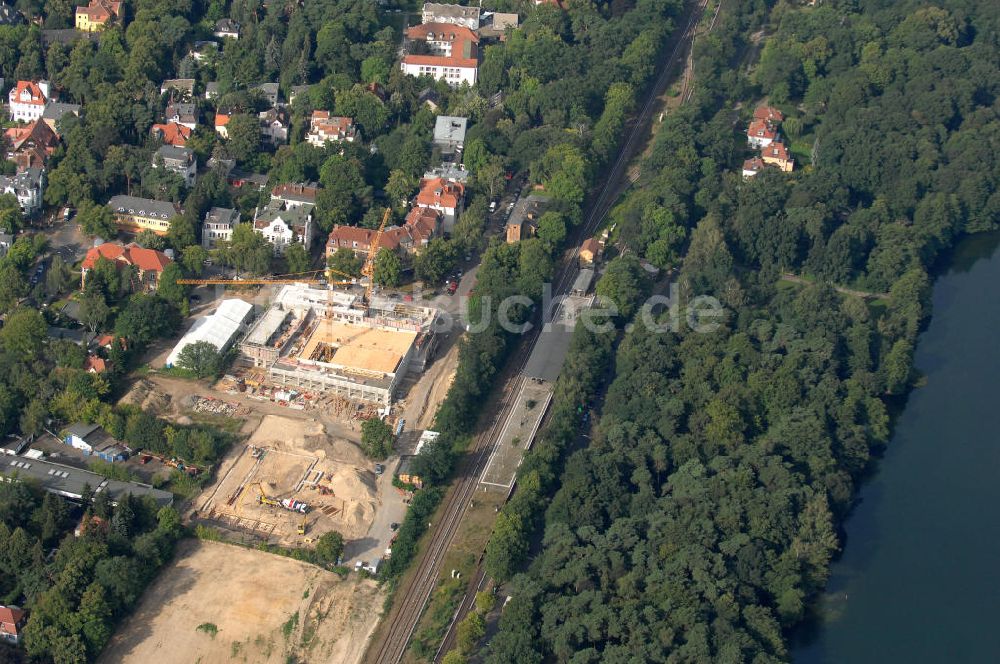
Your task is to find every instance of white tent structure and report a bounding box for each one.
[165,299,254,368]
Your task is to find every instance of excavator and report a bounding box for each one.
[254,483,280,508]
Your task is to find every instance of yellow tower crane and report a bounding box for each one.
[360,207,391,303]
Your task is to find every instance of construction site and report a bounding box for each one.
[238,284,440,406]
[193,415,381,546]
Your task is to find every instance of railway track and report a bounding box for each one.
[366,2,711,661]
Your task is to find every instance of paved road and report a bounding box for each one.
[363,3,711,660]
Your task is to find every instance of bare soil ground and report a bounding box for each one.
[194,415,378,544]
[98,539,383,664]
[397,329,461,431]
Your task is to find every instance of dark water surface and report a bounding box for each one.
[794,233,1000,663]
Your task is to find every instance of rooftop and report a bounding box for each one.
[0,456,172,506]
[298,320,418,376]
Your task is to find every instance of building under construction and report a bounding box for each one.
[238,284,440,405]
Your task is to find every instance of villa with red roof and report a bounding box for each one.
[75,0,121,31]
[415,177,464,230]
[401,23,479,86]
[150,121,192,147]
[81,242,173,292]
[326,207,442,259]
[761,141,794,172]
[747,118,778,149]
[0,605,26,644]
[306,111,357,146]
[8,81,50,123]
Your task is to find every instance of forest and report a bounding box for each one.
[482,0,1000,662]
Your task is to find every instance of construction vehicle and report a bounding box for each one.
[297,514,307,535]
[281,498,309,513]
[255,483,281,508]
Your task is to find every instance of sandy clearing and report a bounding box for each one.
[98,539,383,664]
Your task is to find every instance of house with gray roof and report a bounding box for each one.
[153,144,197,187]
[433,116,467,157]
[202,206,239,249]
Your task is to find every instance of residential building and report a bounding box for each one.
[754,105,785,124]
[326,206,441,259]
[0,606,26,644]
[254,82,280,106]
[481,12,519,39]
[106,195,181,235]
[8,80,49,123]
[419,88,441,111]
[271,182,319,209]
[579,238,601,267]
[506,194,550,244]
[306,111,357,146]
[423,162,470,184]
[159,78,195,98]
[5,119,59,170]
[204,81,220,99]
[289,85,310,105]
[150,121,191,147]
[214,18,240,39]
[0,232,12,258]
[747,118,777,148]
[84,354,107,373]
[75,0,120,31]
[214,110,231,138]
[165,101,198,129]
[254,201,313,254]
[0,167,44,215]
[227,169,267,190]
[742,156,766,178]
[0,3,24,26]
[421,3,481,29]
[761,141,794,172]
[153,144,197,187]
[259,107,290,146]
[64,423,128,462]
[401,23,479,87]
[81,241,173,291]
[415,177,464,231]
[433,115,467,156]
[0,456,172,506]
[41,102,80,134]
[202,206,239,249]
[188,40,218,63]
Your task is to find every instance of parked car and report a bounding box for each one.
[447,281,458,295]
[374,463,384,475]
[489,201,497,213]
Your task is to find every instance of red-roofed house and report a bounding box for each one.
[742,156,767,178]
[753,106,785,124]
[761,142,794,172]
[401,23,479,86]
[747,118,778,149]
[326,207,442,259]
[85,355,107,373]
[415,177,464,230]
[5,119,60,169]
[306,111,357,146]
[75,0,121,31]
[0,605,26,644]
[150,122,192,147]
[214,111,231,138]
[8,80,50,123]
[81,242,174,292]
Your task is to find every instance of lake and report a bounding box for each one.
[794,233,1000,663]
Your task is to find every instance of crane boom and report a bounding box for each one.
[361,207,391,302]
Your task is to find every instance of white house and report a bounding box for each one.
[415,177,464,231]
[400,24,479,87]
[214,18,240,39]
[202,206,239,249]
[0,167,44,215]
[306,111,356,146]
[747,118,777,149]
[253,201,313,255]
[421,3,481,29]
[8,81,49,123]
[259,107,290,146]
